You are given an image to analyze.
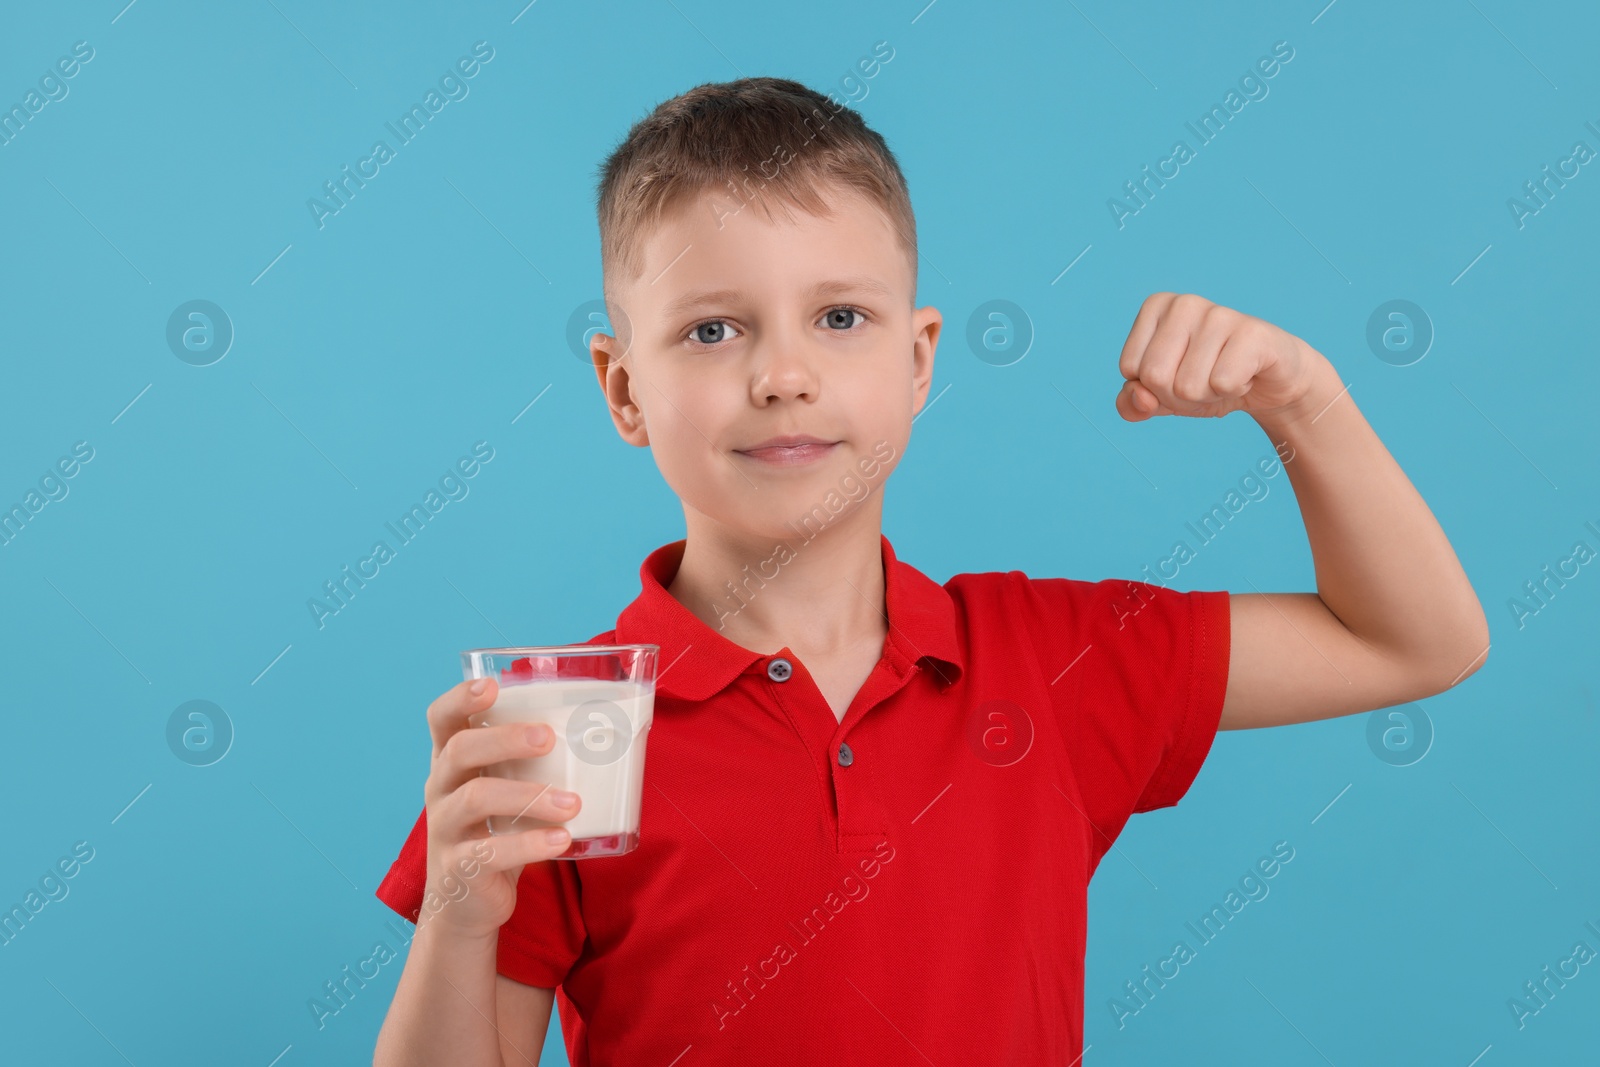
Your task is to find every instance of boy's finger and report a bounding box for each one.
[1209,334,1260,400]
[1130,307,1194,407]
[474,826,574,872]
[447,774,580,828]
[427,676,498,757]
[1171,317,1231,405]
[1118,292,1174,382]
[1115,380,1166,421]
[429,721,557,802]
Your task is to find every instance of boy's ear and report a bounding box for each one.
[909,305,942,417]
[592,331,649,447]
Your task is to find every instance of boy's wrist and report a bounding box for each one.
[1247,343,1344,434]
[414,905,502,951]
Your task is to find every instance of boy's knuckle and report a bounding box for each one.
[438,731,469,767]
[457,775,491,811]
[1236,318,1269,346]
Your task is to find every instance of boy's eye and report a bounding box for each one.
[822,307,864,330]
[691,321,735,346]
[684,306,867,348]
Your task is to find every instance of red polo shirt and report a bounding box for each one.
[376,535,1230,1065]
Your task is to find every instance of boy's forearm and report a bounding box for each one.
[374,920,505,1067]
[1252,351,1489,681]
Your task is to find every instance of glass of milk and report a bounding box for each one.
[461,644,658,859]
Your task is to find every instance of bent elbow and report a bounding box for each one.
[1434,622,1490,692]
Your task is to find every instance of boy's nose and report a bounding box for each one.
[749,337,820,404]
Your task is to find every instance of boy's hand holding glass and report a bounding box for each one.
[417,676,585,941]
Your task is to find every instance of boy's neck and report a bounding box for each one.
[667,504,889,660]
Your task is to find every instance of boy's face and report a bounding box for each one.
[594,183,940,545]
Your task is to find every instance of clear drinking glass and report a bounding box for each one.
[461,644,658,859]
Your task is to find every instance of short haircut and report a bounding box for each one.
[594,76,918,313]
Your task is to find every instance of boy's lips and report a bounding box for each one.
[733,435,840,466]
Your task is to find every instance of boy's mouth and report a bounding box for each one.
[733,435,840,466]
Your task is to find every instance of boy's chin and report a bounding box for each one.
[715,503,874,548]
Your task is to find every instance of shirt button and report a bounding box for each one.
[838,742,854,767]
[767,657,792,682]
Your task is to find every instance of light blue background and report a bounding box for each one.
[2,0,1596,1063]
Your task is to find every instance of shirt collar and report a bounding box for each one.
[613,534,965,703]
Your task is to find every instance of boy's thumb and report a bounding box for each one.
[1115,380,1160,422]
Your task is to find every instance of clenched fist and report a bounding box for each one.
[1115,293,1328,423]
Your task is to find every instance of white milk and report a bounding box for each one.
[473,678,654,841]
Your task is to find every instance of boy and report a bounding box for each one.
[372,77,1488,1066]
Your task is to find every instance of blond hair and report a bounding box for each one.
[595,76,917,310]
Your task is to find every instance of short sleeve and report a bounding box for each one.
[374,806,588,988]
[1008,575,1231,866]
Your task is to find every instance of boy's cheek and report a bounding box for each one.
[854,437,899,481]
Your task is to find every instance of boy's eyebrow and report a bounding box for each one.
[658,276,895,319]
